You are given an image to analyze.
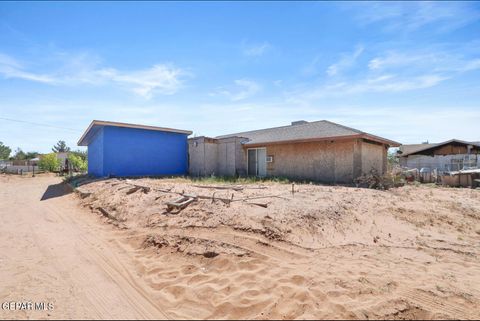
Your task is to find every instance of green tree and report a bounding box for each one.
[13,148,27,160]
[387,148,399,169]
[52,140,71,153]
[39,153,60,172]
[71,149,87,161]
[25,151,39,160]
[67,153,87,172]
[0,142,11,160]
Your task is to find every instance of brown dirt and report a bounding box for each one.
[1,174,480,319]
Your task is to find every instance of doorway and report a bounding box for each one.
[247,148,266,177]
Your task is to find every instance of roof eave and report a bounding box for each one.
[362,134,401,147]
[77,120,96,146]
[77,120,193,146]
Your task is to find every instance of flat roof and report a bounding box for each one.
[78,120,192,146]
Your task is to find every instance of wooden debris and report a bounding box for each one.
[122,181,288,205]
[75,189,92,199]
[126,185,150,195]
[234,194,289,202]
[246,202,268,208]
[193,184,244,191]
[97,207,124,221]
[166,195,197,213]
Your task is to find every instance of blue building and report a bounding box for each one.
[78,120,192,177]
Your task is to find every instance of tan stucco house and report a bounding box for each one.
[188,120,400,183]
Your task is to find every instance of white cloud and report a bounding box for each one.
[0,53,56,83]
[242,42,271,57]
[368,52,432,70]
[212,79,261,101]
[291,74,448,102]
[302,55,322,77]
[96,64,188,98]
[0,52,189,98]
[351,2,480,32]
[368,49,480,74]
[290,42,480,106]
[326,45,364,76]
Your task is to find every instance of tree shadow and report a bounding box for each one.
[41,182,73,201]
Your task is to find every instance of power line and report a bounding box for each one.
[0,117,82,133]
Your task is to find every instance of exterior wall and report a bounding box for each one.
[400,154,479,172]
[263,140,355,183]
[361,141,386,175]
[87,126,188,177]
[57,152,69,168]
[88,128,104,177]
[188,137,218,176]
[217,137,246,176]
[189,137,389,184]
[188,137,246,177]
[442,174,476,187]
[2,165,39,173]
[102,126,188,177]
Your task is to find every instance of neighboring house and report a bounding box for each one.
[56,152,69,169]
[78,120,192,177]
[189,120,400,184]
[398,139,480,172]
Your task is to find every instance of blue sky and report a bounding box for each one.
[1,1,479,153]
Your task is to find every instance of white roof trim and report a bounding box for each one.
[78,120,192,146]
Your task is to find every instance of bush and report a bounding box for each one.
[68,153,87,172]
[39,153,61,172]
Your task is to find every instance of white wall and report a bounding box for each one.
[401,154,478,172]
[2,165,39,173]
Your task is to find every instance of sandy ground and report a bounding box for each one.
[1,174,480,319]
[0,174,168,320]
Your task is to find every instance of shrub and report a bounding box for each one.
[39,153,60,172]
[68,153,87,172]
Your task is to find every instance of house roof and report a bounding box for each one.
[398,143,434,155]
[398,139,480,157]
[78,120,193,146]
[215,120,400,147]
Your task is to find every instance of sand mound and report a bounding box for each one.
[74,178,480,319]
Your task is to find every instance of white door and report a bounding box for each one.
[247,148,266,177]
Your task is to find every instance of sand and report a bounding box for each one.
[1,174,479,319]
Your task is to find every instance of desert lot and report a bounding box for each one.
[0,174,479,320]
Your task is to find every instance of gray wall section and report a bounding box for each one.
[400,154,479,171]
[189,137,388,183]
[188,137,218,176]
[188,137,246,177]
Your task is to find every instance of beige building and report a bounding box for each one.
[398,139,480,172]
[188,120,400,184]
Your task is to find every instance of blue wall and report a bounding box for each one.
[87,128,104,177]
[87,126,188,177]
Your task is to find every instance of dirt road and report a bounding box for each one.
[0,175,169,319]
[1,174,480,320]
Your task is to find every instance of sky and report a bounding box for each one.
[0,1,479,154]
